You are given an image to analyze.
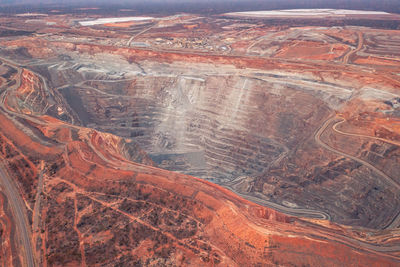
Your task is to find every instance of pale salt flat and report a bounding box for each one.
[80,17,154,26]
[16,13,48,17]
[226,9,390,17]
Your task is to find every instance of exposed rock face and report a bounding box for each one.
[11,39,397,229]
[54,67,330,184]
[0,102,399,266]
[0,10,400,266]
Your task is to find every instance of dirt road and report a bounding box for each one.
[0,162,35,267]
[343,31,364,64]
[315,116,400,229]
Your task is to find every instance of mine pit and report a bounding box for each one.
[1,12,400,234]
[10,48,396,229]
[54,66,295,185]
[1,6,400,265]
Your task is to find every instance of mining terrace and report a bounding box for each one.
[0,8,400,266]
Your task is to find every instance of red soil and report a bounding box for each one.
[0,105,398,266]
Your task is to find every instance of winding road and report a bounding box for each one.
[225,185,331,220]
[0,162,35,267]
[333,118,400,147]
[224,145,331,220]
[315,116,400,229]
[343,31,364,64]
[227,115,400,228]
[0,58,36,267]
[315,116,400,190]
[127,23,158,47]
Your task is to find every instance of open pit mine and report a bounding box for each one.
[0,6,400,267]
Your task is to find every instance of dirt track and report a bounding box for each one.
[343,31,364,64]
[0,163,35,267]
[315,116,400,229]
